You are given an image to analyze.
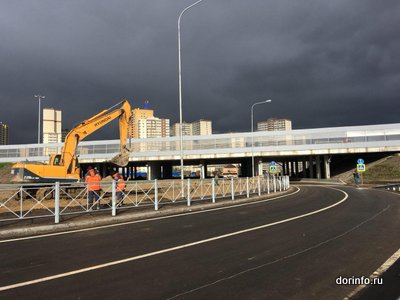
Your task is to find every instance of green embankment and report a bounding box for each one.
[363,155,400,183]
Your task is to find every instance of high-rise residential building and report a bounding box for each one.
[138,117,170,139]
[43,108,62,143]
[171,119,213,136]
[192,119,212,136]
[257,118,292,131]
[61,128,70,142]
[0,122,9,145]
[170,122,192,137]
[129,102,170,139]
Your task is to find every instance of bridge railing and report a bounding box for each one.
[0,176,290,224]
[1,123,400,162]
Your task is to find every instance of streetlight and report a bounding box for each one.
[251,99,271,177]
[34,94,45,144]
[178,0,204,196]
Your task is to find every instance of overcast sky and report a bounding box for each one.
[0,0,399,144]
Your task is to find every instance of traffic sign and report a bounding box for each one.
[269,165,277,173]
[357,164,366,172]
[357,158,364,164]
[270,161,276,166]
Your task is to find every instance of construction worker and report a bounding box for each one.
[85,166,102,209]
[112,171,125,205]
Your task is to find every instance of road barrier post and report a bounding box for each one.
[273,175,277,193]
[212,178,216,203]
[55,182,60,224]
[154,179,158,211]
[187,179,191,206]
[279,176,282,192]
[267,176,270,194]
[112,180,116,216]
[246,177,249,198]
[19,186,23,219]
[258,176,261,196]
[231,177,234,200]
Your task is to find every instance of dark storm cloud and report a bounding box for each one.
[0,0,399,143]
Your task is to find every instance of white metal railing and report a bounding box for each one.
[1,123,400,162]
[0,176,290,224]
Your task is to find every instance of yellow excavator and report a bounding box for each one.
[11,100,132,185]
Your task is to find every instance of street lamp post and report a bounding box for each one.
[251,99,271,177]
[34,94,45,144]
[178,0,204,196]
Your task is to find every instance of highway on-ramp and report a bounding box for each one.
[0,185,399,299]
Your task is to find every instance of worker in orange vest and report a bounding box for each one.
[85,166,102,209]
[112,171,125,205]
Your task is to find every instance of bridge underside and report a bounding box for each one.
[79,152,394,180]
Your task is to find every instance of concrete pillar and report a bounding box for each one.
[309,156,314,178]
[282,160,287,175]
[148,162,162,180]
[316,156,321,179]
[200,164,206,179]
[295,158,299,176]
[290,160,295,177]
[258,160,263,177]
[162,164,173,179]
[324,155,331,179]
[302,158,307,178]
[241,159,253,177]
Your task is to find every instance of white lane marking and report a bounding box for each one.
[0,187,347,292]
[344,244,400,299]
[0,187,301,243]
[168,203,391,300]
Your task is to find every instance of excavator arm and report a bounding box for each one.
[61,100,132,169]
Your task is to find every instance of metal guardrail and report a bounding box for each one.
[0,176,290,224]
[1,123,400,162]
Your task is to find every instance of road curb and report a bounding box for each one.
[0,187,296,240]
[343,247,400,299]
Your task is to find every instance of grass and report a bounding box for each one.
[0,163,8,169]
[363,155,400,183]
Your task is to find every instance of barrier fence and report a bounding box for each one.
[0,176,290,224]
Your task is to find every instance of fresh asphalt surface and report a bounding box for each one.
[0,185,399,299]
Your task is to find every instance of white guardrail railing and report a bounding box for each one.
[0,176,289,224]
[1,123,400,162]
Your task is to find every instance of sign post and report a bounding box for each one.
[356,158,366,185]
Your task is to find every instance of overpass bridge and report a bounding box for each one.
[1,123,399,179]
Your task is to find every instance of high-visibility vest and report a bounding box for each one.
[114,174,125,191]
[85,170,101,191]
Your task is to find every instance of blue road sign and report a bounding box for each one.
[357,158,364,164]
[357,164,366,172]
[270,161,277,166]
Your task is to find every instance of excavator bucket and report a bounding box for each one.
[110,148,131,167]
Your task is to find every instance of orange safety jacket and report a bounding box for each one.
[113,174,125,191]
[85,170,101,191]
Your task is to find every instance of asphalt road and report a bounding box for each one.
[0,185,399,299]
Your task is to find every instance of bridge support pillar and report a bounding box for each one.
[148,162,162,180]
[290,160,295,177]
[162,164,173,179]
[241,159,252,177]
[282,160,287,175]
[316,156,321,179]
[302,158,307,178]
[295,158,299,177]
[309,156,314,178]
[200,164,206,179]
[258,160,263,177]
[323,155,331,179]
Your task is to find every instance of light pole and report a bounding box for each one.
[34,94,45,144]
[178,0,204,194]
[251,99,271,177]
